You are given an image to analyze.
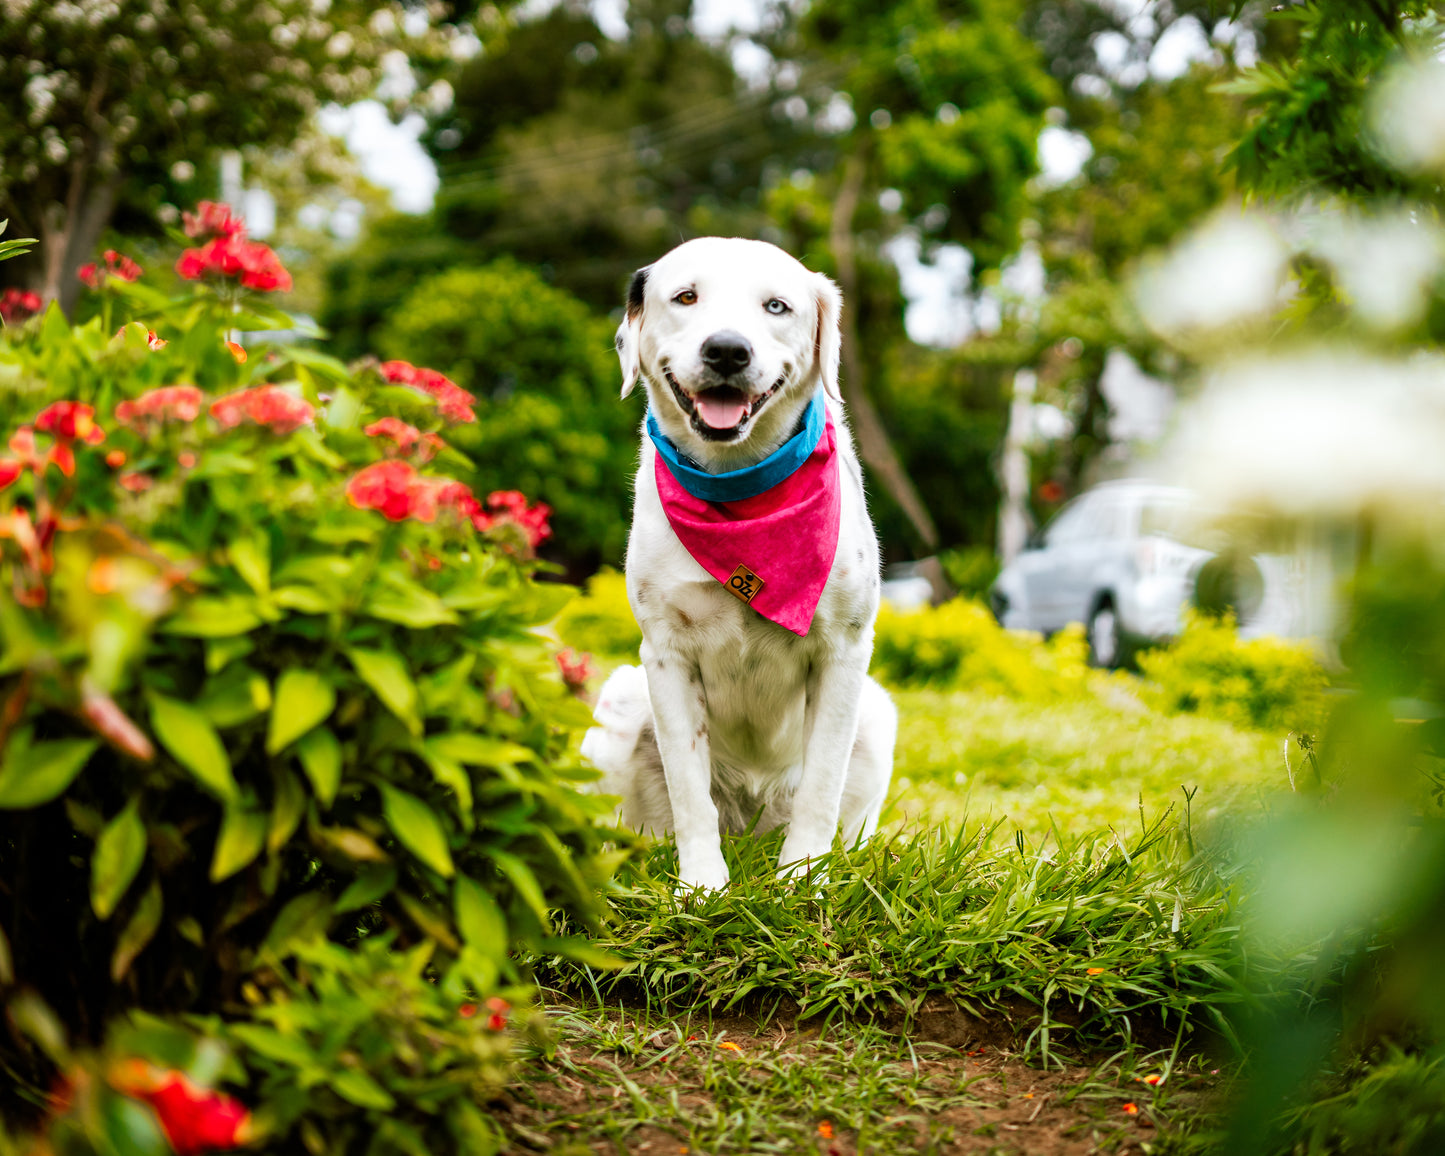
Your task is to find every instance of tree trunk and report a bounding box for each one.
[828,150,939,552]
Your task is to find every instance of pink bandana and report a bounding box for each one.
[654,417,842,636]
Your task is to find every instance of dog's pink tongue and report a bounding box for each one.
[694,394,748,429]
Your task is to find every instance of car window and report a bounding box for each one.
[1042,498,1096,546]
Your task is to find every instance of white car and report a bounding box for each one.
[989,480,1305,667]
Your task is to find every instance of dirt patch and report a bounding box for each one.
[492,1003,1218,1155]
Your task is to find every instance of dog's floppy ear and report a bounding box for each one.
[812,272,843,402]
[616,265,650,399]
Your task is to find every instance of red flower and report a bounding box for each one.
[378,360,477,424]
[35,401,105,445]
[458,1003,478,1019]
[175,235,292,293]
[365,416,422,452]
[105,450,127,468]
[364,417,446,462]
[473,489,551,548]
[104,250,143,282]
[119,472,153,493]
[556,648,593,694]
[113,1066,250,1156]
[0,287,43,321]
[182,201,246,241]
[209,386,313,434]
[346,460,418,522]
[147,329,168,350]
[346,462,481,525]
[224,340,246,364]
[78,250,143,288]
[0,459,21,490]
[178,451,197,469]
[115,385,205,431]
[485,996,510,1032]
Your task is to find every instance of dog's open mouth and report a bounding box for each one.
[664,369,785,441]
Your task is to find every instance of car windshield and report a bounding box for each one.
[1140,496,1239,551]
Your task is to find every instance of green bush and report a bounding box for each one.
[378,261,639,574]
[553,567,641,659]
[0,223,623,1152]
[1138,612,1327,732]
[869,599,1091,699]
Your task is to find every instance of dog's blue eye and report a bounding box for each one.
[764,298,789,315]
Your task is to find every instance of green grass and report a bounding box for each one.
[540,820,1246,1064]
[526,666,1299,1150]
[887,687,1284,843]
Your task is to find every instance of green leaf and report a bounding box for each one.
[346,648,419,733]
[0,736,98,809]
[266,669,335,754]
[335,864,397,912]
[229,535,270,595]
[426,733,534,767]
[539,936,626,970]
[93,801,147,919]
[379,784,454,878]
[271,585,331,614]
[489,848,551,932]
[454,874,508,956]
[210,805,267,882]
[362,575,459,629]
[148,693,237,803]
[111,879,163,981]
[267,768,306,854]
[260,891,331,957]
[419,740,473,826]
[332,1068,396,1111]
[160,595,264,637]
[228,1024,317,1069]
[296,727,342,807]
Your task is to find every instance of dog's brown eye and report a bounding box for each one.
[764,298,790,315]
[673,289,698,305]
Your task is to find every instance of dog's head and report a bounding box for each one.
[616,237,841,465]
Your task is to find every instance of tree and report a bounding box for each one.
[0,0,473,313]
[765,0,1057,550]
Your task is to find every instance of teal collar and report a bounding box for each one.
[647,391,825,503]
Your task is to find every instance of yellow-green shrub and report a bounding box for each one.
[869,599,1091,700]
[554,567,642,658]
[1138,612,1327,731]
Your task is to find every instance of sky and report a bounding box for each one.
[322,0,1243,345]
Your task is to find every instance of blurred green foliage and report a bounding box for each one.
[1138,613,1328,733]
[379,260,639,573]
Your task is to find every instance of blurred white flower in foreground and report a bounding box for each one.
[1168,353,1445,516]
[1368,55,1445,174]
[1304,206,1445,329]
[1134,210,1289,335]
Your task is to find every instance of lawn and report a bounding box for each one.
[497,677,1286,1154]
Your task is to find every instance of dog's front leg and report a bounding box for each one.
[778,648,869,876]
[641,644,729,891]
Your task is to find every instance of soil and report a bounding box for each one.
[492,998,1220,1155]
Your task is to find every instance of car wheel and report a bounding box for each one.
[1088,601,1123,669]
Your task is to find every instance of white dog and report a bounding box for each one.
[581,237,896,891]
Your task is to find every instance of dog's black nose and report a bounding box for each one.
[701,331,753,376]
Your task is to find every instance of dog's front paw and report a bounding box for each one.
[676,845,730,892]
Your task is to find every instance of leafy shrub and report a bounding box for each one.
[1138,612,1327,731]
[0,217,623,1150]
[870,599,1091,699]
[553,567,641,659]
[378,261,640,574]
[938,545,1000,600]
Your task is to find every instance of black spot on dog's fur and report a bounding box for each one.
[626,266,650,320]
